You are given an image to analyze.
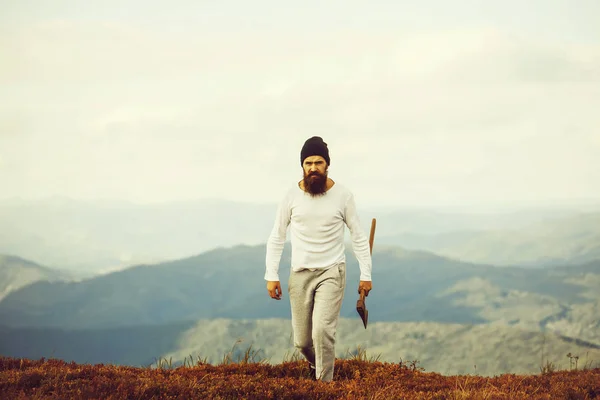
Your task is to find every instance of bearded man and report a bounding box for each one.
[264,136,373,381]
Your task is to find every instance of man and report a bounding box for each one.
[264,136,373,382]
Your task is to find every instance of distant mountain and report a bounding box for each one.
[1,318,599,377]
[378,212,600,267]
[1,197,593,274]
[0,197,277,274]
[0,255,69,301]
[1,244,598,351]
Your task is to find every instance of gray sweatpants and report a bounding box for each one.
[288,262,346,381]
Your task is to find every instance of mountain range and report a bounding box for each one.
[1,198,599,376]
[1,244,598,331]
[1,242,599,375]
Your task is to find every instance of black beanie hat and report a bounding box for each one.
[300,136,330,166]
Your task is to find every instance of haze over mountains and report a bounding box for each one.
[378,212,600,267]
[1,197,599,275]
[1,197,599,376]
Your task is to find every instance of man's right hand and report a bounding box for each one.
[266,281,282,300]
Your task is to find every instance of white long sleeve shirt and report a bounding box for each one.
[264,181,372,282]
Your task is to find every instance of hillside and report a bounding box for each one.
[379,212,600,267]
[1,356,599,400]
[0,244,277,329]
[1,318,600,377]
[0,255,68,301]
[1,244,598,331]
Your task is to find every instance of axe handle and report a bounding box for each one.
[360,218,376,299]
[368,218,376,255]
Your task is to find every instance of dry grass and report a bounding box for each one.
[1,354,599,400]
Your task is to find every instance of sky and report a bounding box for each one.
[1,0,599,210]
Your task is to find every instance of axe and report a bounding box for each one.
[356,218,376,329]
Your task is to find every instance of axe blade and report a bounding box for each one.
[356,291,368,328]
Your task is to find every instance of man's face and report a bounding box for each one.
[302,155,328,196]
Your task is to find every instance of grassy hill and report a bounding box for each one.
[1,355,599,399]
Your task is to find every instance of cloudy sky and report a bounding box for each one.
[1,0,599,209]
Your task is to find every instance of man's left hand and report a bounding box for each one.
[358,280,372,296]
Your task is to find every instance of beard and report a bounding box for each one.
[303,170,328,197]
